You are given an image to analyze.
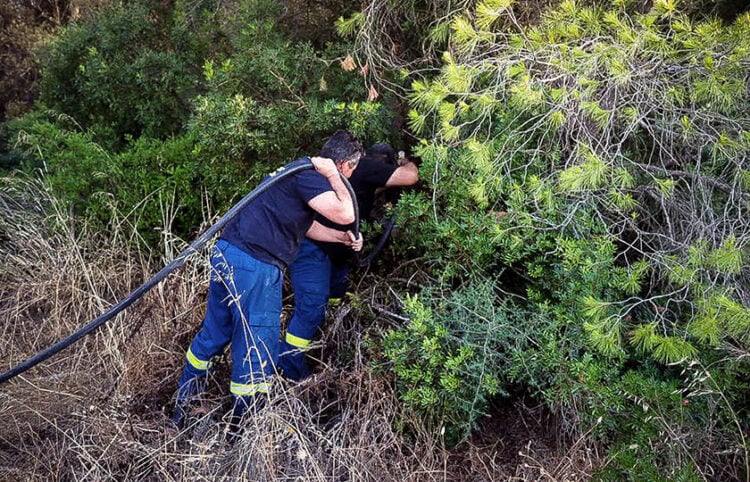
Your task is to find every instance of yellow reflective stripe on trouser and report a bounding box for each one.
[186,347,211,371]
[285,332,311,349]
[230,381,271,396]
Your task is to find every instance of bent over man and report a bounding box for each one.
[170,130,364,429]
[279,143,419,380]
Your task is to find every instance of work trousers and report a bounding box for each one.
[279,238,348,380]
[176,239,282,409]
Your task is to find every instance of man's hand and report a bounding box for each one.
[311,156,338,179]
[347,231,363,252]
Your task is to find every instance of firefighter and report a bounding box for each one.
[170,130,364,429]
[279,143,419,380]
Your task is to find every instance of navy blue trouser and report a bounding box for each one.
[176,240,282,411]
[279,238,348,380]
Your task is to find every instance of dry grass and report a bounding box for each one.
[0,177,601,481]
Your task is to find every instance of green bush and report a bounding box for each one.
[11,0,395,250]
[383,281,517,444]
[10,111,201,244]
[39,1,205,143]
[371,0,750,477]
[192,0,393,152]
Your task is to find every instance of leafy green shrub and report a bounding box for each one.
[11,112,202,244]
[383,281,517,444]
[590,362,749,481]
[14,0,394,249]
[367,0,750,477]
[39,1,206,143]
[192,0,393,151]
[0,111,48,171]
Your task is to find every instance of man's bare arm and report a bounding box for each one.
[385,160,419,187]
[306,222,363,251]
[308,156,355,225]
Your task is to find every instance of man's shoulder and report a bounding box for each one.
[360,156,397,171]
[352,158,397,183]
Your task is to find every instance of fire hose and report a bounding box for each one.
[0,159,359,384]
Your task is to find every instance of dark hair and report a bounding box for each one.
[365,143,397,165]
[319,130,363,164]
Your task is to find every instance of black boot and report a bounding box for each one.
[225,401,245,445]
[225,394,267,444]
[168,399,191,430]
[168,374,208,430]
[278,340,312,381]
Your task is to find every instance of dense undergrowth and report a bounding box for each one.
[1,0,749,480]
[346,0,750,479]
[0,176,597,480]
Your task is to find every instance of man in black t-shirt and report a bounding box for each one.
[279,143,419,381]
[170,130,364,429]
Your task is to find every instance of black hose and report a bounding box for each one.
[0,159,358,384]
[357,214,396,267]
[355,179,405,267]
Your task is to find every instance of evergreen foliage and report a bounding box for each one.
[39,1,204,142]
[364,0,750,477]
[2,0,749,479]
[383,283,515,444]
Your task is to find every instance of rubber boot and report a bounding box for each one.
[168,373,207,430]
[168,400,191,430]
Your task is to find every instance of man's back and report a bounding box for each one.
[221,158,333,269]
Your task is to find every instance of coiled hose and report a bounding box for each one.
[0,159,359,384]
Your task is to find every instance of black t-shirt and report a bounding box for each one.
[220,158,333,269]
[313,155,398,265]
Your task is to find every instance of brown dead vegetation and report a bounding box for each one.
[0,177,601,481]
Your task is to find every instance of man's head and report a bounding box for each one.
[320,130,363,178]
[365,143,397,165]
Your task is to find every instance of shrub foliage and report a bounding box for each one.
[9,0,392,244]
[344,0,750,478]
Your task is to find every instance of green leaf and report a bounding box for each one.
[708,235,743,275]
[630,323,658,352]
[580,101,612,129]
[612,168,634,189]
[687,315,722,345]
[715,295,750,340]
[452,16,480,53]
[443,64,473,93]
[476,0,514,31]
[407,109,427,134]
[428,21,452,45]
[623,259,648,294]
[336,12,364,37]
[548,110,566,131]
[655,178,675,198]
[585,321,625,359]
[582,296,609,320]
[652,336,697,364]
[559,145,609,191]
